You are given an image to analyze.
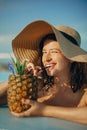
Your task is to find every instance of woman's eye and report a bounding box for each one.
[51,50,60,53]
[42,51,47,54]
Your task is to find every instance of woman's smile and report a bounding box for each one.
[45,63,56,71]
[42,40,71,77]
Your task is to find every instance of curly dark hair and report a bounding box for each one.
[39,33,87,93]
[70,62,86,92]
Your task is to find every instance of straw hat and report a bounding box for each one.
[12,20,87,65]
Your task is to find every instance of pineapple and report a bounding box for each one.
[7,56,38,113]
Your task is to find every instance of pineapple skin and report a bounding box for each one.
[7,74,38,113]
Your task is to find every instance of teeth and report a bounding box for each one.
[45,64,51,68]
[46,64,51,67]
[41,64,52,71]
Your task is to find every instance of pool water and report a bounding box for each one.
[0,59,11,82]
[0,71,11,82]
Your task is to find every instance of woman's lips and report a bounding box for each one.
[45,64,52,68]
[45,63,56,70]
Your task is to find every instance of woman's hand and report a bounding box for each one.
[24,59,42,77]
[11,99,45,117]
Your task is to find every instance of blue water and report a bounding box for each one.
[0,71,11,82]
[0,58,10,64]
[0,59,11,82]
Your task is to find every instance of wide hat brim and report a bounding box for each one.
[12,20,87,65]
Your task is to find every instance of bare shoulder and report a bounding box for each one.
[83,84,87,92]
[82,84,87,105]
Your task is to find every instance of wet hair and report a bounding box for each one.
[39,33,87,92]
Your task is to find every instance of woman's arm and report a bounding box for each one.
[0,92,7,105]
[11,99,87,124]
[42,104,87,124]
[0,81,8,105]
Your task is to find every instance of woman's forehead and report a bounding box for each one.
[43,40,60,49]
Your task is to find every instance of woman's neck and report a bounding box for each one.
[54,70,70,88]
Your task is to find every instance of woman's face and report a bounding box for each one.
[42,39,71,77]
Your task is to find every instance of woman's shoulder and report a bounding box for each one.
[83,83,87,90]
[82,84,87,105]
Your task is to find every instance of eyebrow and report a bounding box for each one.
[42,48,60,51]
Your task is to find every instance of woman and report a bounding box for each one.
[0,20,87,124]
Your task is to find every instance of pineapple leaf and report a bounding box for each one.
[9,54,26,75]
[21,60,26,74]
[10,54,16,66]
[16,58,21,74]
[10,54,18,74]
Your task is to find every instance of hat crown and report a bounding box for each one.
[55,26,81,47]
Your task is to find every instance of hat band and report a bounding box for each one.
[59,31,79,46]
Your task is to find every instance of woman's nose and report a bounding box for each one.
[46,52,52,61]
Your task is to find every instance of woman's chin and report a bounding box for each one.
[47,70,58,77]
[47,71,54,76]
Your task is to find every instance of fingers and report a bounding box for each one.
[25,59,31,65]
[34,66,42,76]
[26,63,34,72]
[11,109,30,117]
[25,62,34,75]
[22,99,35,106]
[24,59,34,72]
[25,62,42,77]
[11,99,35,117]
